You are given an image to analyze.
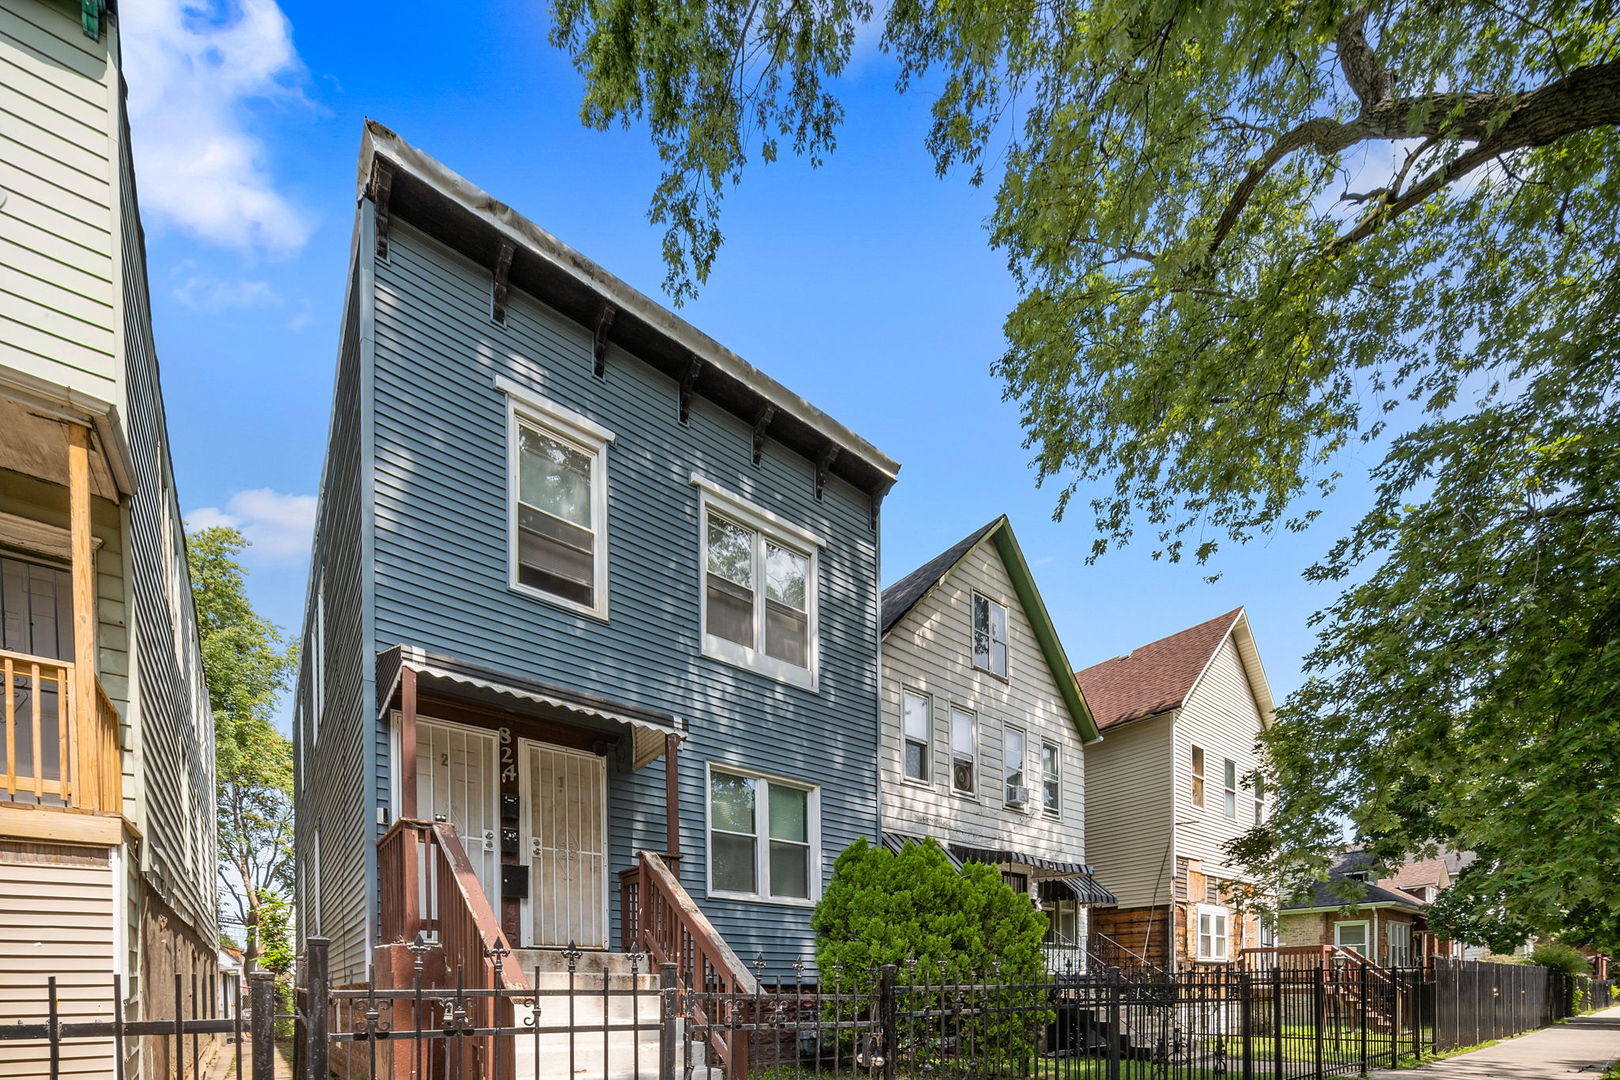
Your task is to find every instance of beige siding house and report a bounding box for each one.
[1076,608,1275,972]
[879,517,1111,968]
[1,2,218,1077]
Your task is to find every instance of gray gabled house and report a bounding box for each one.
[293,123,900,1021]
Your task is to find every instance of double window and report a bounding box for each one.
[1004,725,1027,806]
[1041,741,1061,814]
[708,767,817,902]
[971,593,1009,677]
[1196,904,1230,962]
[696,478,821,688]
[902,690,930,782]
[502,379,614,617]
[950,708,977,794]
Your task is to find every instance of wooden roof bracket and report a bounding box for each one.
[751,404,777,465]
[372,160,395,259]
[815,444,840,501]
[491,242,515,324]
[868,475,894,530]
[678,354,704,424]
[592,304,617,377]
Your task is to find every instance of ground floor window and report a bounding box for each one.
[1334,920,1370,956]
[1196,904,1231,961]
[708,767,818,902]
[1044,898,1081,947]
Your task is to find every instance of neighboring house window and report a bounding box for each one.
[1254,775,1266,823]
[902,690,930,782]
[694,477,823,688]
[971,593,1008,677]
[1388,921,1412,967]
[1004,725,1027,806]
[708,767,817,902]
[1191,746,1206,807]
[950,708,977,794]
[1197,905,1230,961]
[1002,871,1029,894]
[1223,759,1238,819]
[1334,921,1369,956]
[1040,741,1060,814]
[500,378,615,617]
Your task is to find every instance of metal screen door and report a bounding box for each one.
[413,719,500,910]
[520,741,608,948]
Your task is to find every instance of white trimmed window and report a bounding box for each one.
[1334,920,1369,956]
[1041,741,1061,814]
[1223,758,1238,819]
[1254,774,1266,823]
[708,767,818,903]
[1004,725,1028,806]
[499,377,614,617]
[902,690,930,782]
[950,707,977,794]
[971,593,1009,677]
[1191,745,1206,808]
[694,477,822,688]
[1196,904,1230,961]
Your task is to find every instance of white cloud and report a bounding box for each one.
[186,488,317,560]
[173,274,284,311]
[122,0,313,256]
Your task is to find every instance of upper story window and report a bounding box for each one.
[902,690,930,782]
[971,593,1009,678]
[1041,741,1061,814]
[693,476,823,689]
[1254,774,1266,823]
[1223,758,1238,819]
[1191,745,1206,808]
[498,377,615,619]
[1003,725,1028,807]
[708,766,818,903]
[950,707,977,795]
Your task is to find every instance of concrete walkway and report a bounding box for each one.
[1365,1007,1620,1079]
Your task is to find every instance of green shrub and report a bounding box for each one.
[1530,943,1592,977]
[810,838,1051,1070]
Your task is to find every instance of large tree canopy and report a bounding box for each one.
[550,0,1620,945]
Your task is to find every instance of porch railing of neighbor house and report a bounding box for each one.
[1,647,121,811]
[1091,930,1169,977]
[621,849,759,1076]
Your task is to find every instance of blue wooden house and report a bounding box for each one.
[292,123,900,1005]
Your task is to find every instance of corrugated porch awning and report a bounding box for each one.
[1038,875,1118,907]
[949,843,1095,877]
[376,645,679,769]
[882,832,964,869]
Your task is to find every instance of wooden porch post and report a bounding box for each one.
[66,424,98,809]
[664,731,681,860]
[400,666,418,820]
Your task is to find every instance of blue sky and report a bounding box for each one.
[124,0,1388,718]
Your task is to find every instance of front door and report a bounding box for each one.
[520,741,608,948]
[414,719,501,910]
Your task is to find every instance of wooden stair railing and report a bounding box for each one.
[379,819,527,1079]
[623,850,759,1077]
[1091,931,1169,977]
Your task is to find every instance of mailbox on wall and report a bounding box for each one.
[500,792,521,822]
[502,864,530,900]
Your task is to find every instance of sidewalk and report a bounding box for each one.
[1365,1007,1620,1079]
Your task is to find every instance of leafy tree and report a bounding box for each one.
[188,526,299,971]
[550,1,1620,944]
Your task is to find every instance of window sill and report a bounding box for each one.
[508,582,610,622]
[900,775,934,790]
[708,889,818,909]
[702,635,817,691]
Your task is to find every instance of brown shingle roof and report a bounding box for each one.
[1380,858,1449,892]
[1075,608,1244,730]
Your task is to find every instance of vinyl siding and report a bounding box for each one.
[0,0,118,397]
[879,539,1087,864]
[1081,712,1174,908]
[1172,637,1267,881]
[352,219,882,969]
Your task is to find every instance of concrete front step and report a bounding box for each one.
[508,1005,722,1080]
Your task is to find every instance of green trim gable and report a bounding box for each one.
[987,523,1101,744]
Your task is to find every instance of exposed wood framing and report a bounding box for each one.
[491,242,514,325]
[400,666,418,820]
[66,423,97,809]
[592,304,617,377]
[751,405,777,466]
[815,445,840,501]
[678,355,704,424]
[372,161,395,259]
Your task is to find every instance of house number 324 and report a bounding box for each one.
[500,727,517,783]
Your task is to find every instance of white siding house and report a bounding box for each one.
[879,517,1110,966]
[1077,608,1275,972]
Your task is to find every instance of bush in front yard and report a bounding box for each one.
[1529,943,1592,977]
[810,837,1050,1071]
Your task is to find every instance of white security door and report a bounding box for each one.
[521,742,608,948]
[414,719,501,910]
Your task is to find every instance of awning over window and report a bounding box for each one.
[1038,874,1118,907]
[949,843,1093,877]
[882,832,965,869]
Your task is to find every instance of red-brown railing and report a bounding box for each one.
[1,649,121,812]
[378,819,526,1078]
[622,850,758,1076]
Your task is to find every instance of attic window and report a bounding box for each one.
[971,593,1008,678]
